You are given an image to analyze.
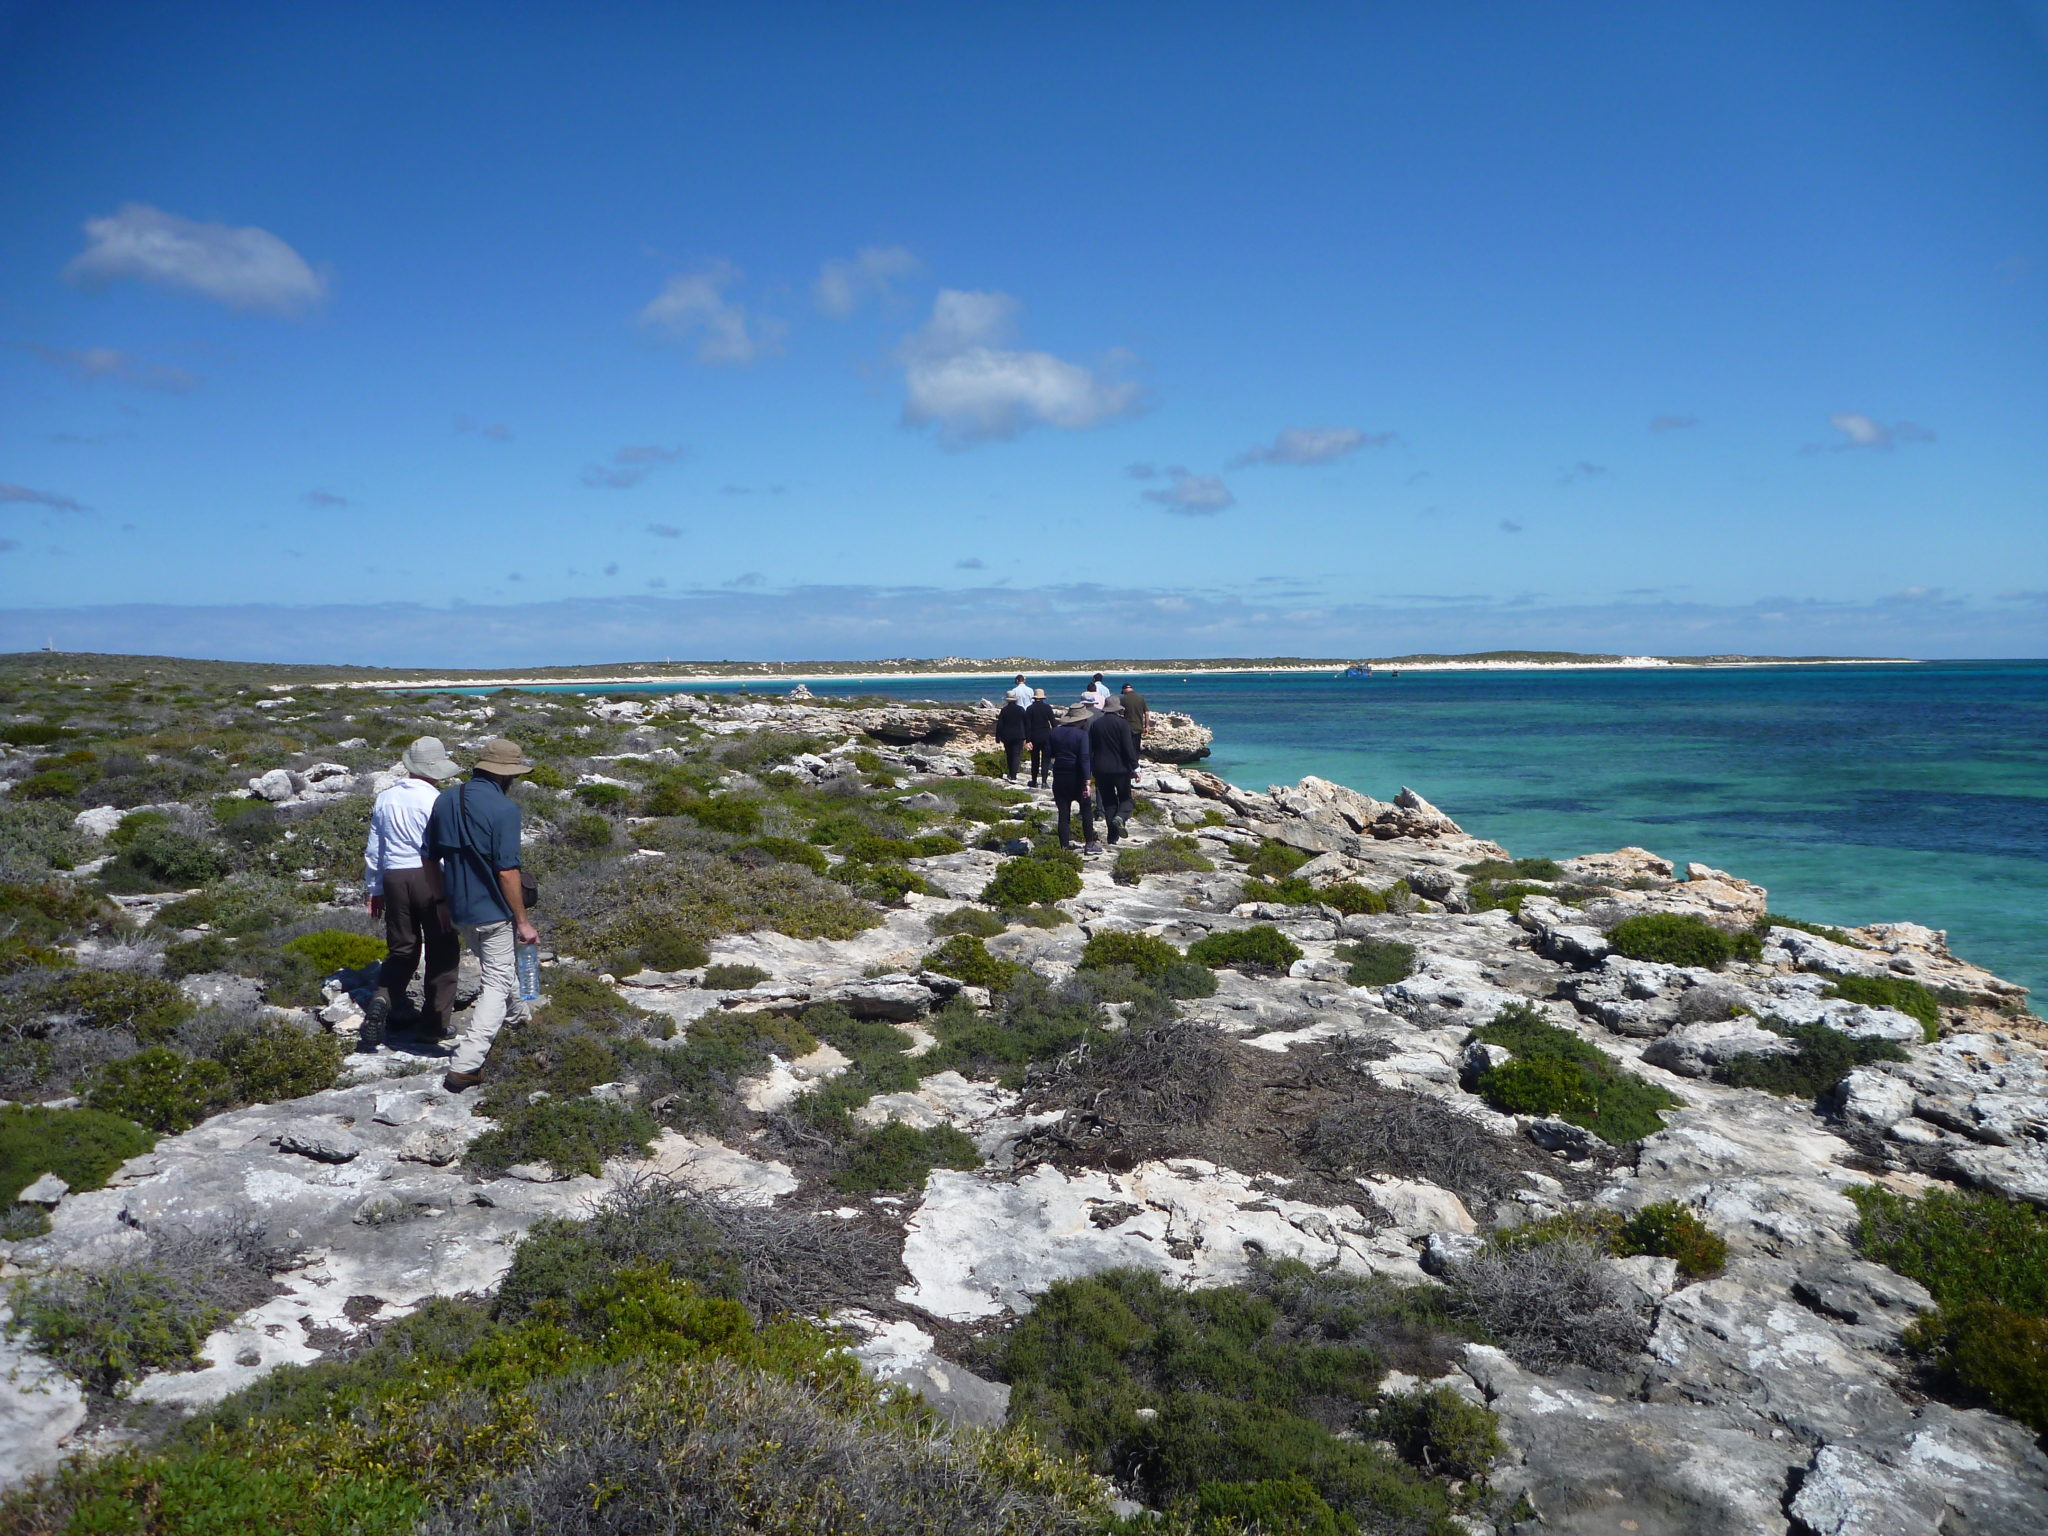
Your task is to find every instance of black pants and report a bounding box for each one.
[1027,742,1048,784]
[1095,772,1133,841]
[1002,739,1024,778]
[1052,770,1095,847]
[378,865,460,1034]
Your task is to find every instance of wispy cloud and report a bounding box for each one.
[1125,462,1160,480]
[581,444,686,490]
[1499,519,1524,533]
[725,571,766,588]
[1142,467,1235,515]
[1230,426,1393,468]
[955,557,985,570]
[303,490,348,509]
[456,415,513,442]
[898,290,1142,447]
[638,261,784,364]
[1806,412,1936,454]
[1649,415,1699,433]
[1557,461,1607,487]
[813,245,921,316]
[64,203,327,315]
[647,522,682,538]
[0,483,89,513]
[27,344,200,392]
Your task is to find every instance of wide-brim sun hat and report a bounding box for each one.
[1059,704,1094,724]
[473,737,536,776]
[402,736,462,780]
[1102,698,1125,714]
[1033,688,1046,699]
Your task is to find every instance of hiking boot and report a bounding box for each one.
[1084,841,1104,855]
[441,1070,483,1093]
[358,994,389,1052]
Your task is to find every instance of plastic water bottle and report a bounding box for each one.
[515,942,542,1002]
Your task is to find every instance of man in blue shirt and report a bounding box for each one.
[424,737,538,1091]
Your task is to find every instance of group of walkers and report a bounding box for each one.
[993,672,1151,853]
[361,734,539,1093]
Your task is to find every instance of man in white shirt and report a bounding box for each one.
[360,736,463,1050]
[1005,673,1034,707]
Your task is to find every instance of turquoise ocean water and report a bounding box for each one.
[467,661,2047,999]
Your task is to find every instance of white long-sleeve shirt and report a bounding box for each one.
[363,776,441,895]
[1006,682,1034,706]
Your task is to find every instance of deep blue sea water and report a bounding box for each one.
[460,662,2048,999]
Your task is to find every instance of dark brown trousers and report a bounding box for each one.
[378,865,459,1034]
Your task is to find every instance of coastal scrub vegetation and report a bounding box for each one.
[1851,1184,2048,1434]
[1606,912,1763,969]
[1470,1003,1678,1143]
[1712,1020,1908,1098]
[1822,972,1943,1041]
[1187,925,1303,974]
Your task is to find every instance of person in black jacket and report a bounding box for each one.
[994,697,1028,780]
[1088,697,1141,844]
[1047,704,1099,852]
[1120,683,1149,743]
[1024,688,1056,787]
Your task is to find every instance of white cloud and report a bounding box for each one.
[64,203,327,315]
[638,261,783,364]
[1231,426,1392,467]
[28,344,201,392]
[813,245,921,316]
[1142,467,1235,515]
[581,444,685,489]
[1819,412,1936,452]
[0,483,88,513]
[898,290,1142,447]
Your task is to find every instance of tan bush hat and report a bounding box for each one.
[402,736,462,780]
[1059,704,1094,725]
[473,738,535,775]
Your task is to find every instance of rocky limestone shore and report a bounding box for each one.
[3,684,2044,1533]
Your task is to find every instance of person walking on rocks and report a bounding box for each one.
[426,738,538,1092]
[1048,704,1100,852]
[1120,682,1149,743]
[360,737,463,1051]
[1025,688,1055,787]
[994,695,1028,780]
[1083,673,1111,710]
[1006,673,1034,707]
[1088,697,1141,844]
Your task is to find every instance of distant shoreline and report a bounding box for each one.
[344,655,1922,692]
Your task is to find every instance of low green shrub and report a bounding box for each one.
[1824,972,1941,1041]
[831,1120,981,1193]
[1079,930,1184,979]
[1850,1184,2048,1316]
[1760,912,1858,943]
[998,1264,1468,1529]
[929,906,1006,940]
[83,1047,230,1133]
[1335,939,1416,987]
[215,1020,347,1104]
[1607,912,1762,969]
[1461,857,1564,882]
[0,968,192,1043]
[10,1262,232,1397]
[922,934,1023,990]
[970,748,1010,777]
[162,933,232,978]
[463,1097,658,1178]
[842,861,935,903]
[1618,1201,1729,1278]
[1466,879,1547,916]
[1111,836,1215,885]
[1713,1021,1908,1097]
[572,781,629,809]
[0,805,95,878]
[1472,1003,1677,1142]
[1240,873,1393,911]
[1243,841,1310,880]
[701,963,770,991]
[739,836,831,875]
[1902,1303,2048,1436]
[282,928,386,975]
[1374,1385,1504,1479]
[680,794,764,835]
[1191,1476,1345,1535]
[981,848,1084,908]
[558,810,615,849]
[920,977,1109,1087]
[639,931,711,972]
[0,880,118,944]
[0,1104,154,1205]
[1186,925,1302,973]
[12,769,82,802]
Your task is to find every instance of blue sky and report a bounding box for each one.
[2,0,2045,665]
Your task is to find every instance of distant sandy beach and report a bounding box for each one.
[334,656,1919,692]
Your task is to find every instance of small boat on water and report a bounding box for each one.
[1341,663,1373,678]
